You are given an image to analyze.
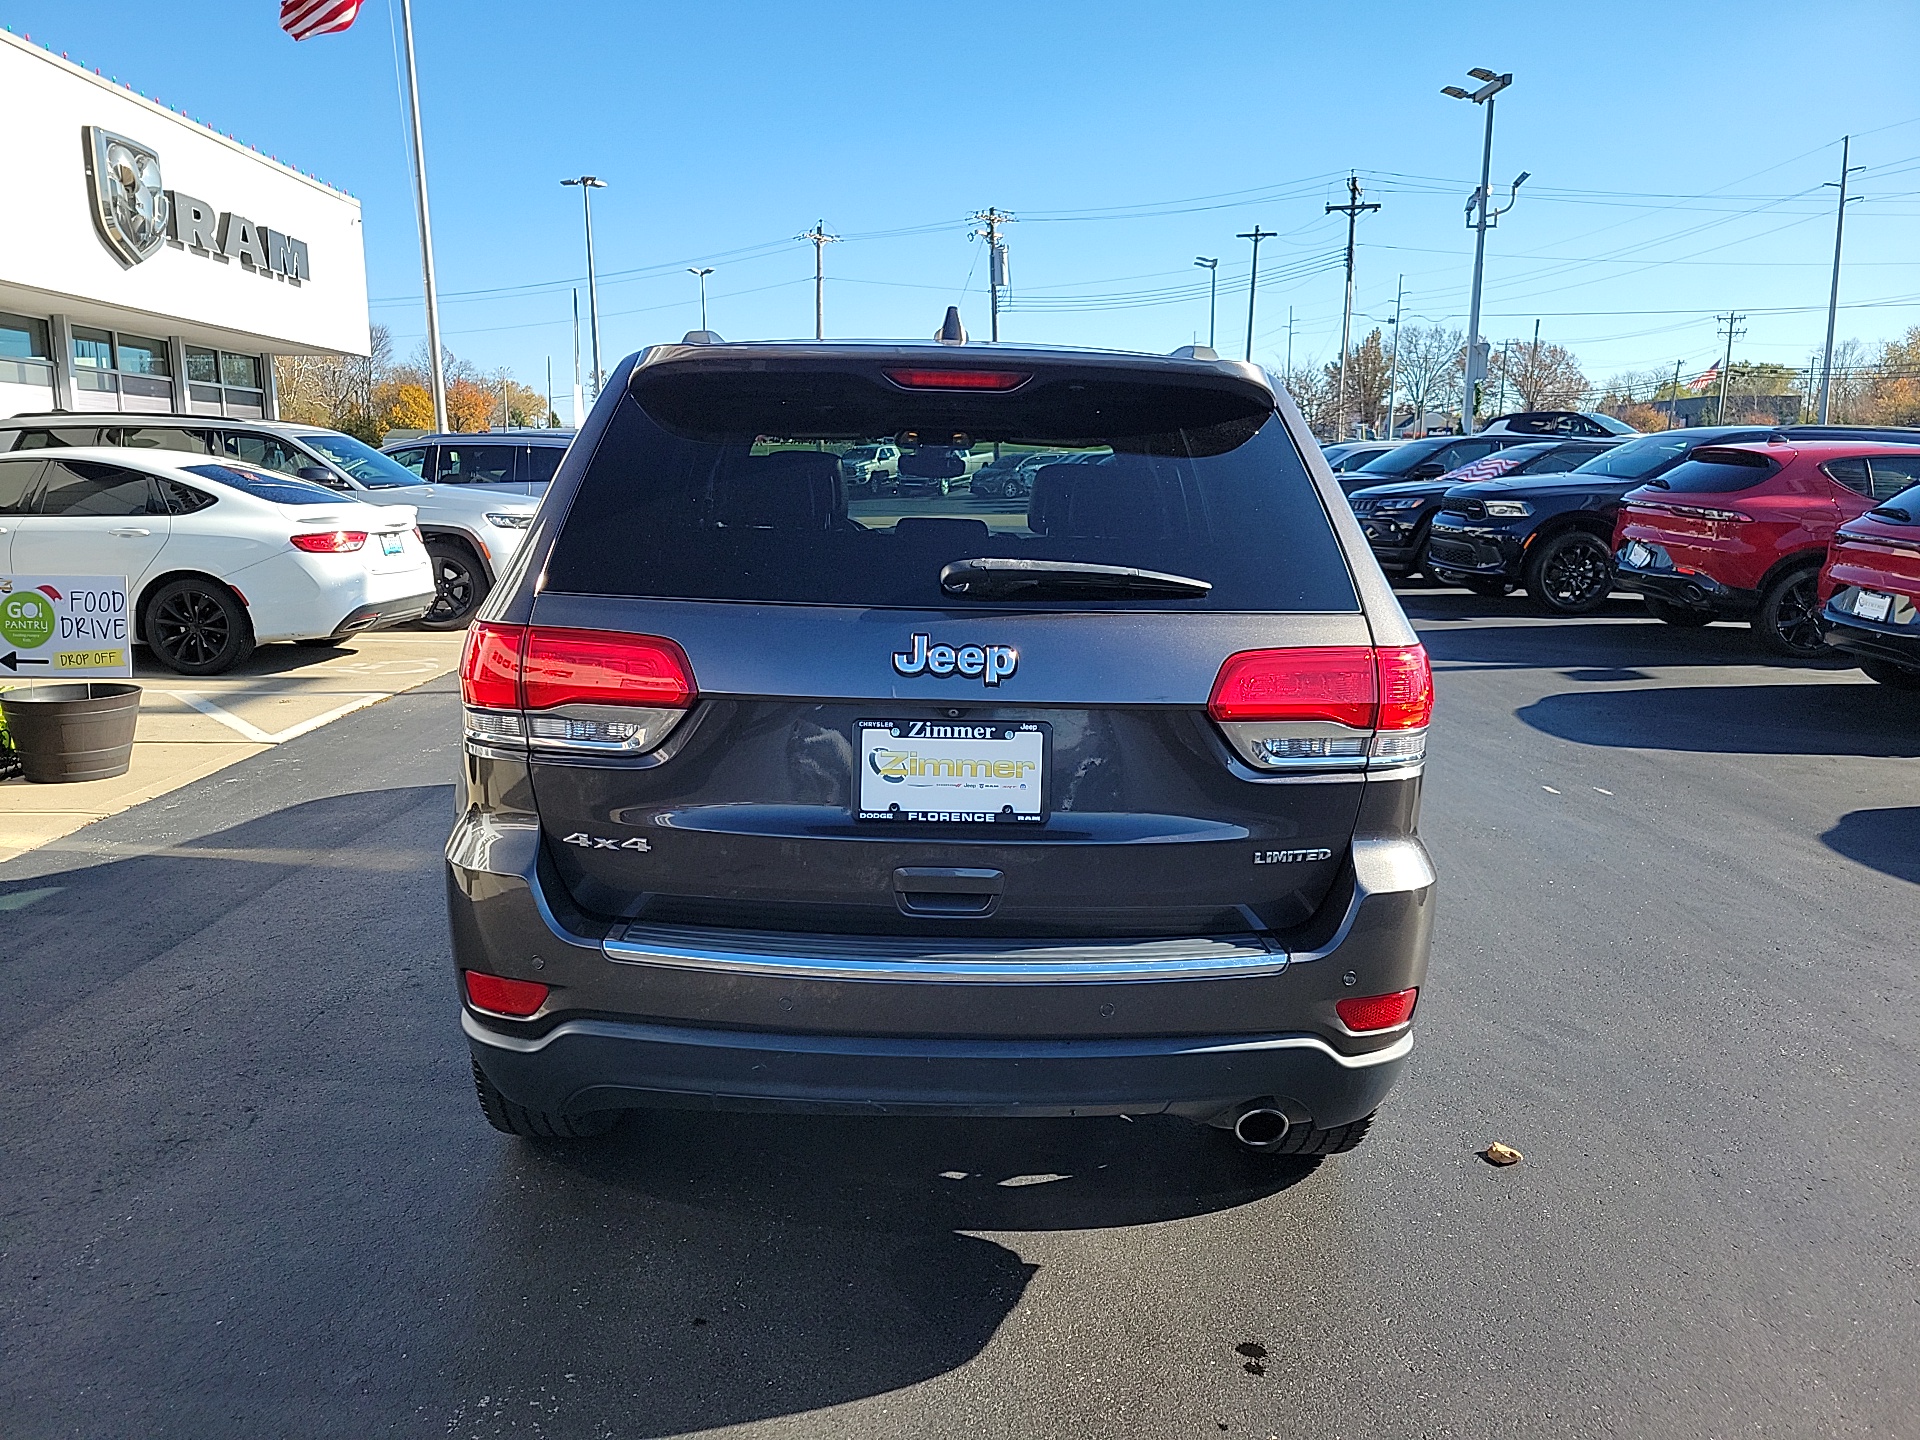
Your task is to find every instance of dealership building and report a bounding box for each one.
[0,28,368,423]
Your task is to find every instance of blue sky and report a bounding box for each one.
[12,1,1920,419]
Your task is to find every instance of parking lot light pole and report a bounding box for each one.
[1194,257,1219,349]
[1443,68,1513,435]
[397,0,446,432]
[689,267,714,332]
[561,176,607,399]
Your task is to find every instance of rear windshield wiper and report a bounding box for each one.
[1869,504,1912,522]
[1644,476,1671,488]
[940,557,1212,600]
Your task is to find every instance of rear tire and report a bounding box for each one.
[1858,656,1920,689]
[144,577,255,676]
[1524,530,1614,615]
[472,1060,618,1138]
[1644,597,1714,627]
[1755,568,1827,657]
[420,539,486,630]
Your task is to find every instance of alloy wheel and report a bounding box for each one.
[153,587,231,668]
[1540,537,1611,609]
[427,551,476,625]
[1771,574,1825,656]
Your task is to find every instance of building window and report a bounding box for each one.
[68,327,175,413]
[0,313,54,389]
[186,345,266,419]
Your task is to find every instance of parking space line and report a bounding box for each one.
[166,691,391,745]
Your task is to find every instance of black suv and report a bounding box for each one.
[1427,424,1920,612]
[447,335,1436,1157]
[1333,430,1529,499]
[1350,438,1621,578]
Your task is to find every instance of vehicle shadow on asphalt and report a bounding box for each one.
[1516,682,1919,757]
[1821,807,1920,883]
[454,1112,1317,1434]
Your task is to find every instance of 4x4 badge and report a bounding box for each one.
[560,833,651,852]
[892,633,1018,686]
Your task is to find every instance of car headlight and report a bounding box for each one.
[485,511,534,530]
[1374,497,1427,511]
[1482,500,1533,518]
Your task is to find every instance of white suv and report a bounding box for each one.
[0,414,537,628]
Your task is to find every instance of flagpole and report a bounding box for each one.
[397,0,447,432]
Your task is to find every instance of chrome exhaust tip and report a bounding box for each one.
[1231,1106,1292,1151]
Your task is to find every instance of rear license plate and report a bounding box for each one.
[1855,589,1894,622]
[380,533,405,555]
[1626,541,1654,568]
[856,720,1046,823]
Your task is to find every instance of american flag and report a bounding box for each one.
[1692,364,1719,393]
[280,0,365,40]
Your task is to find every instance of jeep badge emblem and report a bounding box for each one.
[892,633,1018,686]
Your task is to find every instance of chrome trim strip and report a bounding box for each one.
[603,926,1290,983]
[463,1009,1415,1069]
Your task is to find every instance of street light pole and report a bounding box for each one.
[1442,68,1515,436]
[397,0,446,432]
[1385,274,1405,439]
[561,176,607,399]
[1236,226,1277,362]
[689,266,714,332]
[1194,257,1219,350]
[1818,136,1863,424]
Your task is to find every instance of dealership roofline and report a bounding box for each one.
[0,26,358,204]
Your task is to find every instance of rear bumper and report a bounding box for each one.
[1614,550,1756,615]
[330,589,436,636]
[465,1009,1408,1124]
[447,810,1433,1129]
[1823,604,1920,670]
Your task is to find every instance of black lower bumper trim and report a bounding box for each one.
[329,590,436,637]
[466,1011,1409,1127]
[1824,610,1920,669]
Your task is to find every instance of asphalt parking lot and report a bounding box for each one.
[3,590,1916,1439]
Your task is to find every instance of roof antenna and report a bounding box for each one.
[935,305,967,345]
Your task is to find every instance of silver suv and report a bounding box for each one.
[0,414,537,628]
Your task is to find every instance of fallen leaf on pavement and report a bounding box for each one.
[1481,1141,1522,1166]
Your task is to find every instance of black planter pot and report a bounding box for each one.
[0,682,142,783]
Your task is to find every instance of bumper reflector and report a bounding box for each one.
[1336,987,1418,1031]
[464,971,550,1017]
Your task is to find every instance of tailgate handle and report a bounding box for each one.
[893,867,1003,917]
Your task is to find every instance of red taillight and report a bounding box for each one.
[883,368,1031,391]
[463,970,549,1017]
[460,620,526,709]
[291,530,367,553]
[1336,988,1418,1031]
[1375,645,1434,730]
[1209,645,1433,730]
[521,628,696,710]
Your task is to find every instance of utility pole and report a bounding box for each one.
[973,209,1014,341]
[1668,358,1683,429]
[1194,257,1219,349]
[499,370,510,430]
[1818,136,1864,424]
[799,221,840,340]
[689,266,714,332]
[1715,312,1747,423]
[1236,225,1278,363]
[1528,317,1541,409]
[1326,174,1381,440]
[1286,306,1294,377]
[1385,275,1405,440]
[561,176,607,398]
[397,0,446,432]
[545,356,553,428]
[1442,68,1519,435]
[570,288,584,427]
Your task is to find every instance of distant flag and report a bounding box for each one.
[280,0,365,40]
[1692,364,1719,393]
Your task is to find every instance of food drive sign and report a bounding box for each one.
[0,576,133,679]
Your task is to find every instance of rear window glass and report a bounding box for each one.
[1649,449,1778,493]
[1572,430,1766,479]
[183,463,344,504]
[546,366,1357,611]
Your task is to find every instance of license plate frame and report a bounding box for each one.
[855,719,1049,825]
[380,532,406,556]
[1855,589,1894,623]
[1626,541,1654,568]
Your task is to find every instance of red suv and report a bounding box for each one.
[1613,439,1920,656]
[1820,477,1920,687]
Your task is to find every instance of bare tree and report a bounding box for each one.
[1393,324,1461,435]
[1282,364,1337,437]
[1322,328,1393,437]
[1495,336,1589,410]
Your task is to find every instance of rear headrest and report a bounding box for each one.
[1028,457,1175,540]
[1026,463,1083,536]
[712,450,846,530]
[893,517,991,547]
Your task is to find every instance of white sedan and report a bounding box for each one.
[0,447,435,675]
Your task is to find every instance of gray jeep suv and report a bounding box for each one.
[447,335,1436,1157]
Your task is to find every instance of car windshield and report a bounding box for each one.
[302,431,424,489]
[545,366,1356,612]
[183,463,346,504]
[1571,431,1754,480]
[1354,438,1443,476]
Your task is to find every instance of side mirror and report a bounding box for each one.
[1410,460,1447,479]
[296,466,340,485]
